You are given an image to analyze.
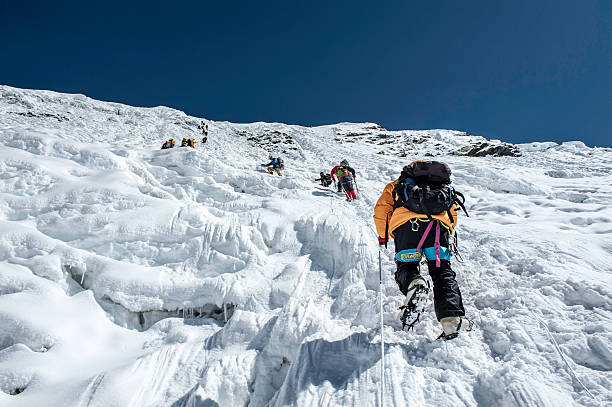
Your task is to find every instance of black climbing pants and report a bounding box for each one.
[340,176,355,192]
[393,220,465,321]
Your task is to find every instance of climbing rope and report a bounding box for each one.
[527,305,599,403]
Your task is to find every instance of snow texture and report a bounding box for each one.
[0,85,611,406]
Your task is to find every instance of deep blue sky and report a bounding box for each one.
[1,1,611,146]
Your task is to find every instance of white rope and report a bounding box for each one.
[530,309,598,402]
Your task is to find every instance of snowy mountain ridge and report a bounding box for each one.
[0,85,611,406]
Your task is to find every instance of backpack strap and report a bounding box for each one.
[417,186,434,221]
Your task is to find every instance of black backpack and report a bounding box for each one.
[392,161,468,223]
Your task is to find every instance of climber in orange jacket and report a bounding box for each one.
[373,160,468,339]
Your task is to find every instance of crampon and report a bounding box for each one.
[399,280,430,330]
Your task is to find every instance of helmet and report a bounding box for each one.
[269,155,274,160]
[340,159,348,166]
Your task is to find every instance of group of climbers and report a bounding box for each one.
[160,138,198,149]
[314,157,470,339]
[159,138,197,149]
[160,121,210,149]
[199,121,209,144]
[158,123,470,339]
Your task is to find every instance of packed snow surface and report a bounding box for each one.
[0,85,611,406]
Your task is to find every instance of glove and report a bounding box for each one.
[378,236,388,246]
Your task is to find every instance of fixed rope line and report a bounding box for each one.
[527,306,598,402]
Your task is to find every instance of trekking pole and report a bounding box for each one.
[378,247,385,407]
[378,213,389,406]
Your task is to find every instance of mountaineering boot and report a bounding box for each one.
[438,316,473,340]
[399,277,429,330]
[441,317,461,338]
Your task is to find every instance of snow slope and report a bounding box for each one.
[0,85,611,406]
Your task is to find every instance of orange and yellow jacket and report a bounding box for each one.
[373,178,458,239]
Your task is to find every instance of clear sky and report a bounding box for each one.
[1,1,611,147]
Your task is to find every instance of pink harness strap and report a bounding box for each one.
[435,220,441,267]
[416,220,433,252]
[415,219,442,267]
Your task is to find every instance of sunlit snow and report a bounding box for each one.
[0,86,611,406]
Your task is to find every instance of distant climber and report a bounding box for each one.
[199,121,209,137]
[161,139,175,149]
[373,161,469,339]
[262,155,284,176]
[202,136,208,144]
[315,172,332,187]
[331,159,357,200]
